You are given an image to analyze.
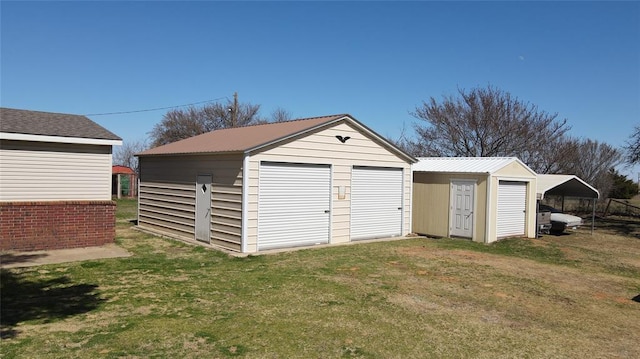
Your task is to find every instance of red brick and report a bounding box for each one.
[0,201,116,251]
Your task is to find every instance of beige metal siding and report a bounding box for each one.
[246,122,412,253]
[0,140,112,201]
[412,172,488,242]
[138,154,243,251]
[138,181,196,238]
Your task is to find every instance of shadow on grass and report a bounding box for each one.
[594,216,640,238]
[633,294,640,303]
[0,269,105,339]
[0,252,48,267]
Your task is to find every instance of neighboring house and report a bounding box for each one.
[412,157,538,243]
[112,165,137,198]
[0,108,122,251]
[136,114,416,253]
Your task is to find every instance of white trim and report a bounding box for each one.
[485,176,492,243]
[329,165,334,244]
[241,154,249,253]
[405,168,410,235]
[497,176,535,182]
[0,132,122,146]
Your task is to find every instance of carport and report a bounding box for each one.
[536,174,600,234]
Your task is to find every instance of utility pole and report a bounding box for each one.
[232,92,238,127]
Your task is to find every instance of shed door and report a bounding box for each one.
[351,167,403,240]
[195,174,212,243]
[450,180,474,238]
[258,162,331,250]
[496,181,527,238]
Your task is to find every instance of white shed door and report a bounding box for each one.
[450,180,474,238]
[351,167,403,240]
[258,162,331,250]
[496,181,527,238]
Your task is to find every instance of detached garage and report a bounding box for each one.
[136,114,415,253]
[412,157,537,243]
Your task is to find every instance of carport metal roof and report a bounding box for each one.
[536,174,599,200]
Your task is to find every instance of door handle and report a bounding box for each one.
[324,210,330,214]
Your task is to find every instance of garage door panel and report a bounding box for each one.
[351,167,403,240]
[497,181,527,238]
[258,163,330,250]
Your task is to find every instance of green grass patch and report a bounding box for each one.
[431,237,575,265]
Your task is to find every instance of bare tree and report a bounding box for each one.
[270,107,293,123]
[523,136,580,174]
[113,139,148,175]
[624,125,640,164]
[150,99,261,146]
[560,139,622,197]
[410,86,570,158]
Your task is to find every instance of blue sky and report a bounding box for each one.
[2,1,639,174]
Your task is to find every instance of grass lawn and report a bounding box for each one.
[2,199,640,358]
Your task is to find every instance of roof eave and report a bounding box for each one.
[0,132,122,146]
[136,150,243,157]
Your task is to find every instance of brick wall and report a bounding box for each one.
[0,201,116,251]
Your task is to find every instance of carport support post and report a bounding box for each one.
[591,198,596,235]
[117,173,122,199]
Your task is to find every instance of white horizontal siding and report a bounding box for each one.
[0,145,112,201]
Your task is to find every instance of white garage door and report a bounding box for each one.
[258,162,331,250]
[351,167,403,240]
[496,181,527,238]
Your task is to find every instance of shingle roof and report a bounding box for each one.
[138,114,348,156]
[0,107,121,140]
[412,157,536,175]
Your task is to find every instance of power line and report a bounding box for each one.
[85,97,229,116]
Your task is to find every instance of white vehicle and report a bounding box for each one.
[538,204,583,233]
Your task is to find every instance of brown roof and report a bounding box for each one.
[138,114,350,156]
[0,107,121,140]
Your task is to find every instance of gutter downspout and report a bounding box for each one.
[241,153,250,253]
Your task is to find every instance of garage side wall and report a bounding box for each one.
[412,172,488,242]
[138,154,243,251]
[246,122,412,253]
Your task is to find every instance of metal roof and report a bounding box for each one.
[412,157,536,176]
[137,114,416,163]
[0,107,121,141]
[537,174,599,199]
[112,165,135,175]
